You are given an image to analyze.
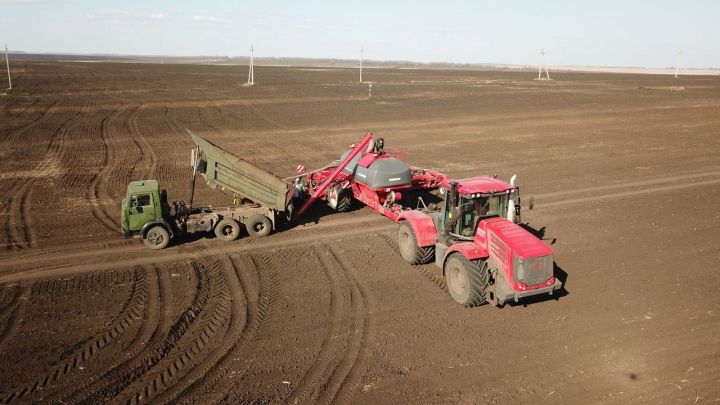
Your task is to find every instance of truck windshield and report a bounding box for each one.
[458,193,509,237]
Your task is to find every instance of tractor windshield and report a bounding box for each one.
[458,193,509,237]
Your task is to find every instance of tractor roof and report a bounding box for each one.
[443,176,514,195]
[127,179,159,194]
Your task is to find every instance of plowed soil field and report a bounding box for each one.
[1,62,719,404]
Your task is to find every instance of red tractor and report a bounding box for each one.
[396,176,562,307]
[294,134,562,307]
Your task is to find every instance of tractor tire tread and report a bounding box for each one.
[446,254,489,307]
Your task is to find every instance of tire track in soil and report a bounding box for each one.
[287,245,346,404]
[86,104,127,234]
[214,255,282,405]
[0,286,29,349]
[0,267,150,404]
[0,99,58,155]
[153,256,247,404]
[76,257,229,404]
[323,244,376,405]
[127,104,159,181]
[162,102,183,135]
[3,103,87,250]
[114,257,231,405]
[0,97,40,144]
[160,101,196,184]
[287,244,375,405]
[0,222,398,284]
[379,232,447,290]
[176,254,274,404]
[26,267,134,296]
[0,100,66,250]
[54,266,165,404]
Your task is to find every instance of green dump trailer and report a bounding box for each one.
[121,129,294,249]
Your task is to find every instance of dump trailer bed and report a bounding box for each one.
[187,129,293,211]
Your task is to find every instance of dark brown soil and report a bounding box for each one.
[1,61,719,404]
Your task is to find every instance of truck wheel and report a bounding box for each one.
[397,221,434,265]
[444,255,488,307]
[215,218,241,241]
[143,226,170,250]
[246,214,272,237]
[327,185,352,212]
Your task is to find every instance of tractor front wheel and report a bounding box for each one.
[444,255,488,307]
[143,226,170,250]
[397,221,434,265]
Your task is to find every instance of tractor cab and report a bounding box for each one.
[454,193,510,237]
[437,176,521,239]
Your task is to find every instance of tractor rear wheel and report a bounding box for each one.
[444,255,488,307]
[246,214,272,237]
[143,226,170,250]
[327,185,352,212]
[215,218,241,241]
[397,221,434,265]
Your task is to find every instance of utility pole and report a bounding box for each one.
[5,44,11,90]
[359,46,363,83]
[246,45,254,85]
[537,49,550,80]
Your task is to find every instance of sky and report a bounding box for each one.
[1,0,719,68]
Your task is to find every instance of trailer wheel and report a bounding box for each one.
[327,185,352,212]
[143,226,170,250]
[397,222,434,265]
[444,255,488,307]
[246,214,272,237]
[215,218,241,241]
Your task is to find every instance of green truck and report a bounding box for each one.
[121,130,294,249]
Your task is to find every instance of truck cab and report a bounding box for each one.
[121,180,174,248]
[397,175,561,307]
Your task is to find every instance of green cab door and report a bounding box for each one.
[128,193,157,231]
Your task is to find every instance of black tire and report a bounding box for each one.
[327,185,352,212]
[214,218,241,241]
[143,225,170,250]
[397,221,434,265]
[246,214,272,237]
[444,254,489,307]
